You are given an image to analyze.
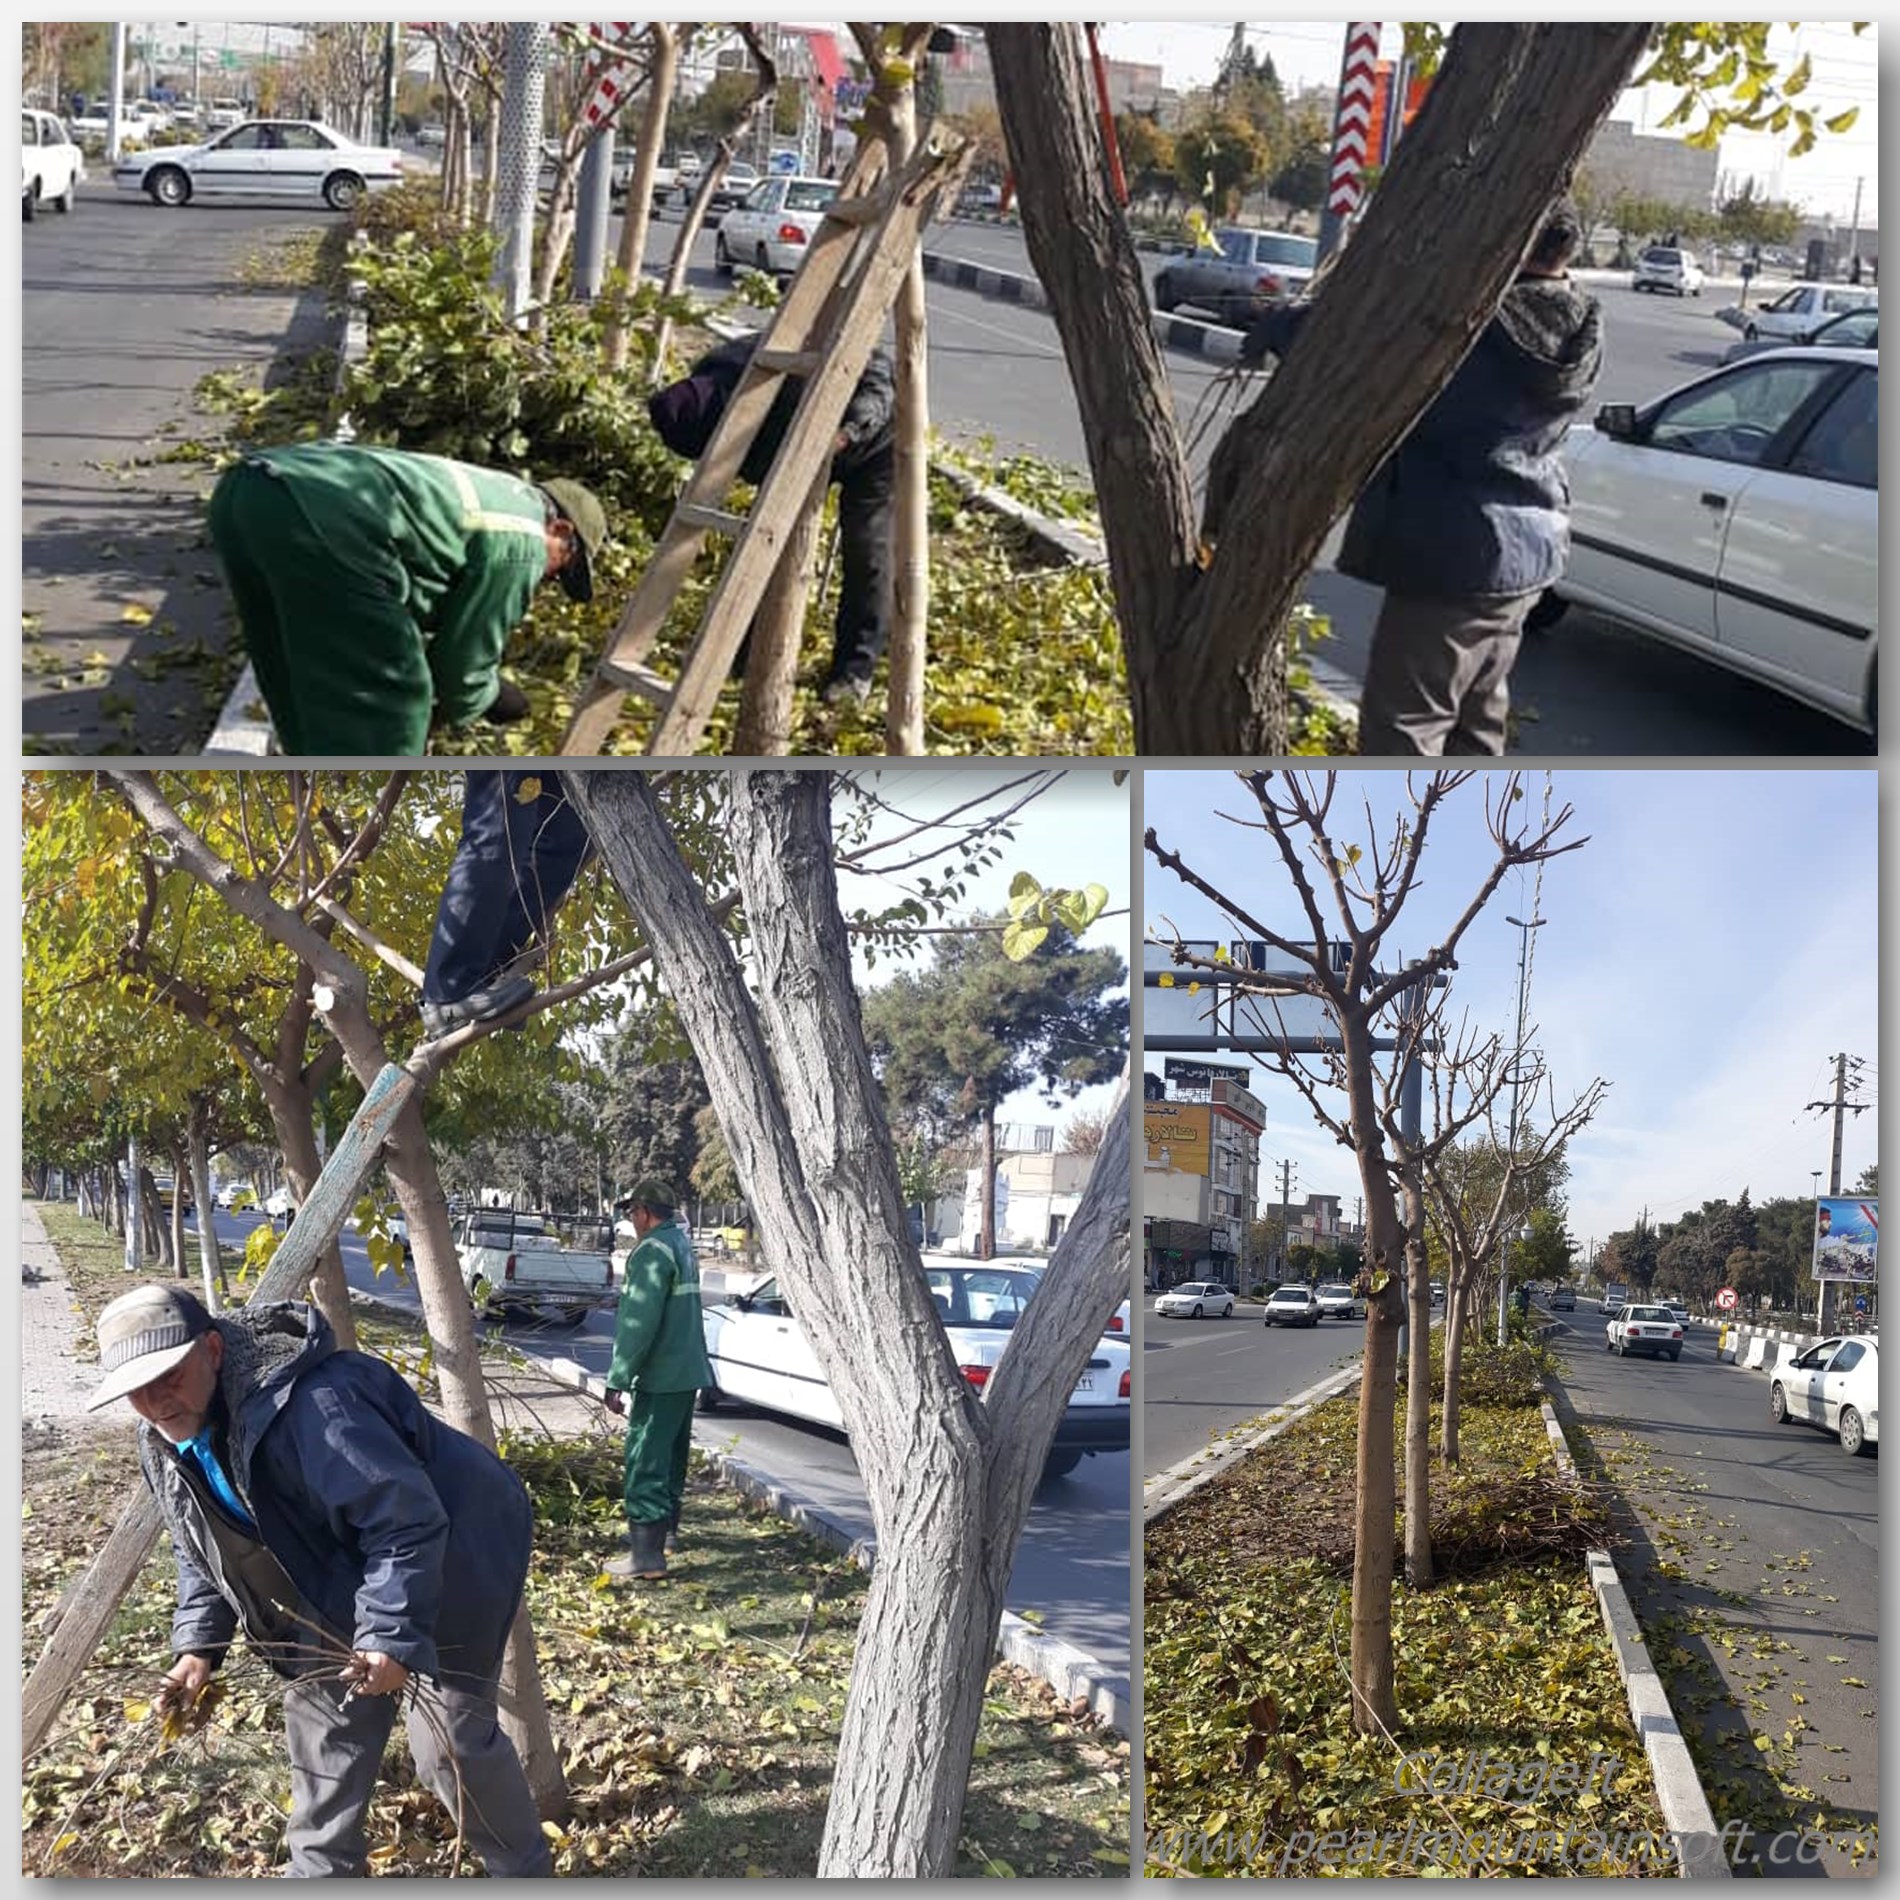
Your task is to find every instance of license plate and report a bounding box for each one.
[1073,1375,1095,1394]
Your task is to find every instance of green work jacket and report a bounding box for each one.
[607,1218,712,1395]
[245,442,551,724]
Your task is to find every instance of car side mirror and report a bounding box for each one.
[1594,403,1639,440]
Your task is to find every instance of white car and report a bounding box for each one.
[214,1180,256,1210]
[113,119,404,210]
[1550,347,1877,735]
[262,1186,295,1220]
[700,1262,1130,1481]
[1631,245,1705,297]
[1605,1304,1683,1360]
[1315,1283,1366,1321]
[1770,1334,1878,1455]
[1154,1281,1235,1320]
[1263,1284,1321,1329]
[714,172,841,277]
[22,108,83,219]
[1722,281,1876,346]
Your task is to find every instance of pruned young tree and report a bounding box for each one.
[1146,770,1586,1729]
[603,23,681,371]
[987,23,1859,752]
[567,770,1129,1875]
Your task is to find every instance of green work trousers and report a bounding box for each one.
[207,459,435,756]
[622,1388,697,1525]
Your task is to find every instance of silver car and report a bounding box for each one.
[1152,226,1317,327]
[113,119,404,210]
[1263,1284,1321,1329]
[714,173,841,277]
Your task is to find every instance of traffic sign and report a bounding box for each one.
[1714,1287,1738,1311]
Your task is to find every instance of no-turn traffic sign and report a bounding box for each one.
[1715,1287,1738,1311]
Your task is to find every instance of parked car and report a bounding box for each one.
[1606,1304,1684,1360]
[214,1179,256,1211]
[1263,1284,1322,1329]
[414,122,447,150]
[1102,1300,1134,1337]
[22,108,84,219]
[1314,1283,1366,1321]
[1631,244,1705,296]
[457,1207,616,1328]
[714,173,841,277]
[700,1262,1130,1482]
[703,160,760,217]
[1154,1281,1235,1320]
[1770,1334,1878,1455]
[1727,302,1878,362]
[114,119,404,210]
[1542,347,1877,736]
[1151,226,1317,326]
[1719,281,1876,345]
[1549,1286,1576,1312]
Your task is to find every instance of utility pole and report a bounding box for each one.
[1807,1052,1870,1332]
[106,24,127,162]
[1498,909,1546,1345]
[1847,176,1863,274]
[1277,1156,1296,1280]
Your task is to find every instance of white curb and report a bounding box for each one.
[1742,1336,1768,1370]
[1538,1396,1578,1482]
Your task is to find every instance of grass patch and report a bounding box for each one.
[24,1209,1129,1877]
[1144,1387,1667,1877]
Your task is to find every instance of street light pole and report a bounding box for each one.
[1498,910,1546,1345]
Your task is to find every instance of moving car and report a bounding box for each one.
[1719,281,1876,345]
[1263,1284,1321,1329]
[704,160,760,217]
[262,1186,295,1220]
[1152,225,1317,327]
[457,1207,616,1328]
[205,97,247,131]
[714,173,841,276]
[1315,1283,1366,1321]
[1549,1286,1576,1312]
[214,1179,256,1211]
[1546,347,1877,736]
[1725,302,1878,363]
[1631,244,1705,296]
[22,108,83,219]
[1154,1281,1235,1320]
[1770,1334,1878,1455]
[114,119,404,210]
[1429,1281,1446,1309]
[1605,1304,1684,1360]
[700,1262,1130,1482]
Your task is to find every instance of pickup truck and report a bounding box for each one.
[457,1208,616,1328]
[22,108,84,218]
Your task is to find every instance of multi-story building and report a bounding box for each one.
[935,35,1168,120]
[1583,119,1721,217]
[1143,1077,1265,1288]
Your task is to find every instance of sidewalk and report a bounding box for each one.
[21,1202,114,1431]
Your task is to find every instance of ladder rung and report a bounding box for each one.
[822,195,882,227]
[676,502,748,537]
[598,659,673,704]
[752,347,822,376]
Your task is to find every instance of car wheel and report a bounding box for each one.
[1769,1382,1791,1424]
[22,186,36,222]
[1615,1339,1627,1356]
[1039,1449,1084,1483]
[695,1378,725,1413]
[1153,273,1179,313]
[1191,1304,1203,1320]
[55,178,75,213]
[323,171,366,211]
[756,242,772,274]
[1669,1349,1681,1361]
[148,166,190,207]
[1839,1406,1868,1456]
[555,1306,591,1331]
[714,231,733,275]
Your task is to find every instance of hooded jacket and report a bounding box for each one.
[647,334,897,487]
[1247,276,1603,600]
[138,1302,532,1686]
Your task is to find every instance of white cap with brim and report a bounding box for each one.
[87,1283,211,1411]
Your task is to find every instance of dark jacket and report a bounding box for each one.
[648,334,897,486]
[1246,276,1602,600]
[138,1302,533,1686]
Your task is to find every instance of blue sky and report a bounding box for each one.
[1141,770,1879,1253]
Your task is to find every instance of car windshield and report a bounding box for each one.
[1626,1307,1671,1322]
[1270,1288,1308,1302]
[1256,234,1317,268]
[784,180,839,213]
[1318,1285,1352,1298]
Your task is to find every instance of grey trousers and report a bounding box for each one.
[1355,589,1538,757]
[282,1671,551,1877]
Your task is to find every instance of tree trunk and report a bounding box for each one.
[167,1149,190,1276]
[1400,1175,1432,1588]
[604,25,679,372]
[883,65,931,756]
[990,23,1652,753]
[186,1111,225,1313]
[257,1074,359,1353]
[1439,1272,1469,1465]
[566,771,1130,1874]
[733,468,827,754]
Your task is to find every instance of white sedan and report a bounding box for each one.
[1605,1304,1684,1360]
[1722,281,1876,345]
[700,1262,1130,1481]
[1549,347,1877,735]
[1771,1334,1878,1454]
[113,119,404,210]
[1154,1281,1234,1320]
[1263,1285,1321,1329]
[713,173,841,277]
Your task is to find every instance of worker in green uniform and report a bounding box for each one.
[602,1178,712,1580]
[205,442,609,756]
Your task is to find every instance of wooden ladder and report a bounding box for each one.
[561,131,972,757]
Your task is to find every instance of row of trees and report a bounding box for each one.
[1571,169,1805,264]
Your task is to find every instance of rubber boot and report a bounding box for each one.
[603,1520,668,1580]
[664,1503,681,1554]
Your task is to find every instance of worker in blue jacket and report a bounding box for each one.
[87,1283,550,1878]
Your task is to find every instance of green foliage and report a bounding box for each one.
[1717,178,1803,248]
[1173,111,1271,216]
[1639,24,1865,158]
[1421,1322,1556,1408]
[1000,872,1109,963]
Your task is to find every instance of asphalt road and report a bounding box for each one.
[198,1207,1130,1692]
[1141,1302,1367,1477]
[1552,1313,1878,1877]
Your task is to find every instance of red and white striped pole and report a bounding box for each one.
[1317,21,1381,263]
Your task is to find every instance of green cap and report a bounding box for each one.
[540,478,608,604]
[617,1176,677,1216]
